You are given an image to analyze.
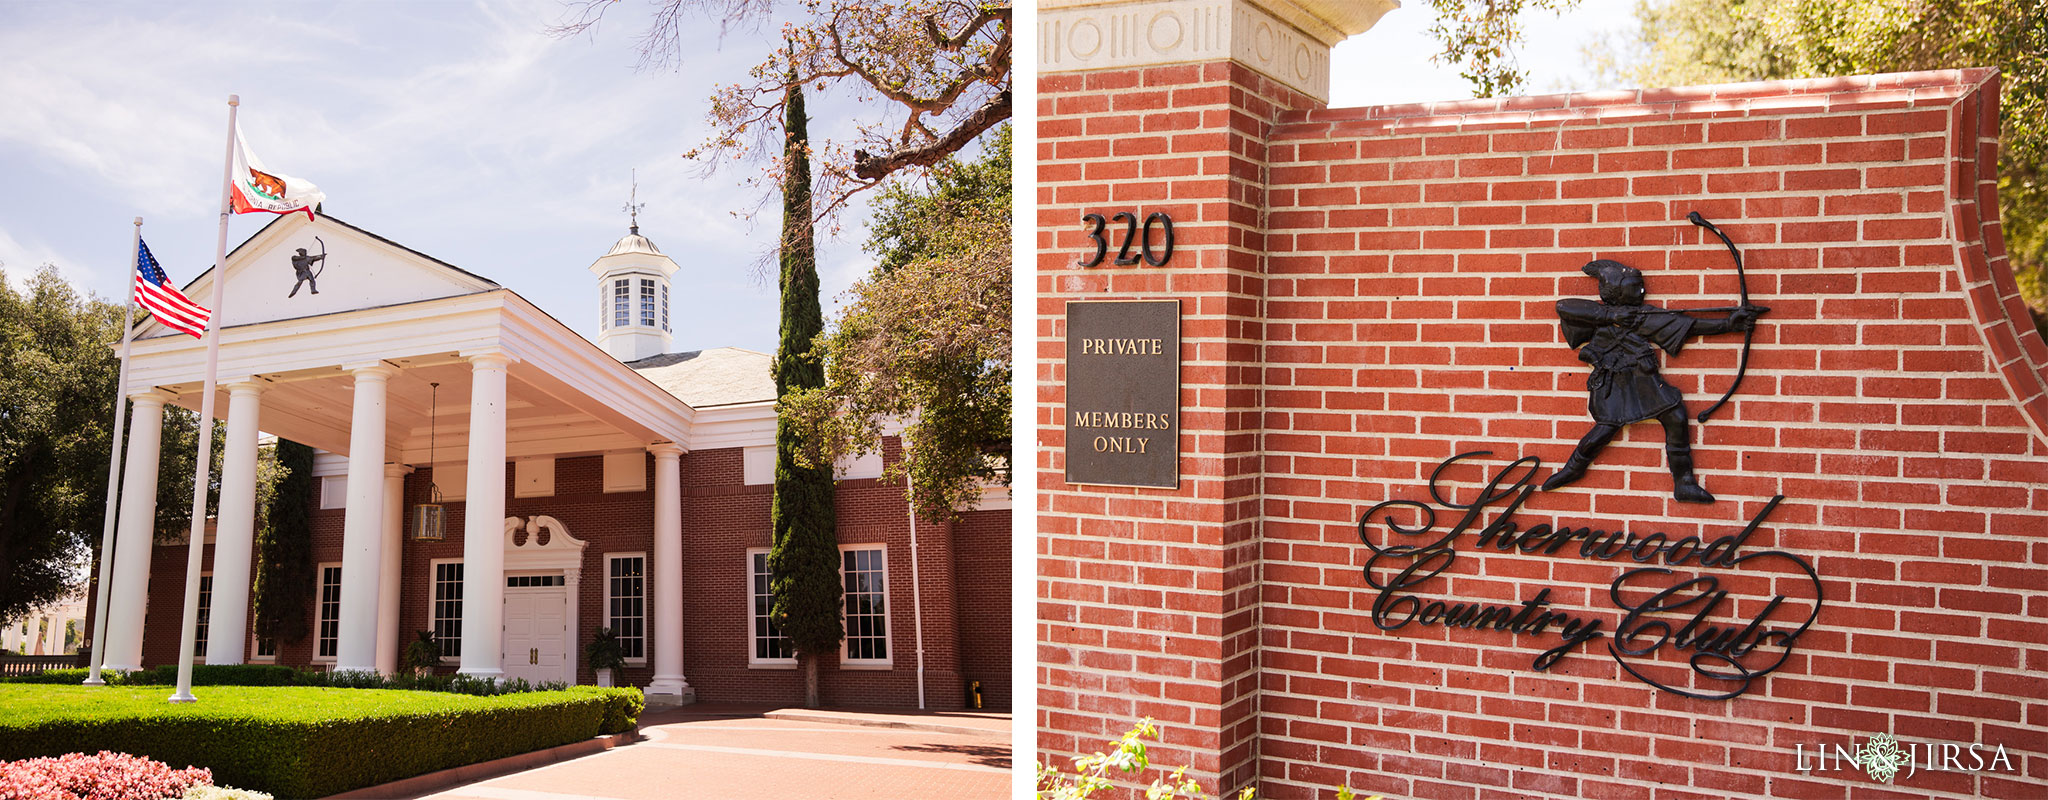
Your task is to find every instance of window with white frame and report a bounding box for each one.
[748,550,794,665]
[316,564,342,660]
[841,546,890,665]
[251,633,276,662]
[613,279,631,328]
[638,278,656,327]
[433,561,463,661]
[193,574,213,661]
[607,554,646,662]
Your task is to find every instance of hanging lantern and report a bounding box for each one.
[411,498,445,542]
[412,381,446,541]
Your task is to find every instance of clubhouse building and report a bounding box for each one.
[87,212,1009,710]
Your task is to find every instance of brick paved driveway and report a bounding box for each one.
[416,706,1011,800]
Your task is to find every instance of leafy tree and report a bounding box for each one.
[1423,0,1583,96]
[785,125,1010,518]
[767,74,843,709]
[1589,0,2048,331]
[152,406,226,542]
[549,0,1011,216]
[0,264,122,623]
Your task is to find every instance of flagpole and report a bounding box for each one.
[82,217,143,687]
[170,94,239,704]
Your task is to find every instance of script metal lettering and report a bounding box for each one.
[1355,451,1822,700]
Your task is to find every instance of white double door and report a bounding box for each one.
[501,586,569,685]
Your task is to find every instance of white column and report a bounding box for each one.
[458,351,511,679]
[105,390,169,672]
[377,463,410,675]
[204,379,264,665]
[564,570,582,684]
[335,363,395,674]
[646,443,691,698]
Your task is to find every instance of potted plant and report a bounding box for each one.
[402,630,442,677]
[585,627,626,687]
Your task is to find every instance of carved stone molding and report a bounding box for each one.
[1039,0,1397,101]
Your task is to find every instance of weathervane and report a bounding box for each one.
[623,168,645,234]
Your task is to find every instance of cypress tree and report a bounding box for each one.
[252,439,316,644]
[767,66,842,708]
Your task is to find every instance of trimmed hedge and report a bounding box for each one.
[0,686,613,798]
[567,686,644,734]
[2,664,574,698]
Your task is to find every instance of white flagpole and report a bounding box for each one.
[82,217,143,686]
[170,94,240,704]
[906,449,925,711]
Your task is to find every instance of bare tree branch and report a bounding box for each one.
[548,0,1011,218]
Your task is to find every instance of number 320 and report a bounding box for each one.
[1078,211,1174,267]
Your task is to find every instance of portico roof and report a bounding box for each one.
[120,213,697,461]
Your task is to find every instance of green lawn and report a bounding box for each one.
[0,684,635,798]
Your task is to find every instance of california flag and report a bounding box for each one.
[229,130,325,220]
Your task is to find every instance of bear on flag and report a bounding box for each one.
[229,130,324,220]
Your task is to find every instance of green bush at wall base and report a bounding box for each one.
[0,686,606,798]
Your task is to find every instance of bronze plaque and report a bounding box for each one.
[1064,300,1180,488]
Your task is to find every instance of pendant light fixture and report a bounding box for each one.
[411,381,446,541]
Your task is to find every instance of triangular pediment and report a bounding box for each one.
[134,213,498,338]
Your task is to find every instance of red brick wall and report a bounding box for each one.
[1038,60,1319,790]
[133,445,1007,713]
[680,439,981,709]
[1042,66,2047,798]
[953,506,1014,710]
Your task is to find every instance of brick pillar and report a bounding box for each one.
[1037,0,1391,793]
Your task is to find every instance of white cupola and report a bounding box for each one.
[590,181,679,362]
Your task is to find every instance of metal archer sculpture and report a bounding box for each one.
[1541,212,1769,504]
[288,235,326,297]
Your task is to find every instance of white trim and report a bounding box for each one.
[319,475,347,509]
[314,562,342,663]
[741,446,774,486]
[692,403,777,450]
[746,548,796,668]
[248,628,277,663]
[192,572,213,664]
[513,457,555,498]
[602,451,646,493]
[604,552,649,665]
[838,544,893,669]
[430,558,464,665]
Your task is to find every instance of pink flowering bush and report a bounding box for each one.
[0,751,211,800]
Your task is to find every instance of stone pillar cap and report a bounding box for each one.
[1042,0,1398,46]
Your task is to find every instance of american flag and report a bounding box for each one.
[134,239,210,338]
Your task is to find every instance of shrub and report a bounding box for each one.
[584,628,626,672]
[119,665,300,687]
[0,686,608,798]
[401,631,441,674]
[0,750,210,800]
[0,669,119,685]
[567,686,644,734]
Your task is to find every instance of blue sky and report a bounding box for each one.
[1331,0,1637,106]
[0,1,1636,354]
[0,0,886,355]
